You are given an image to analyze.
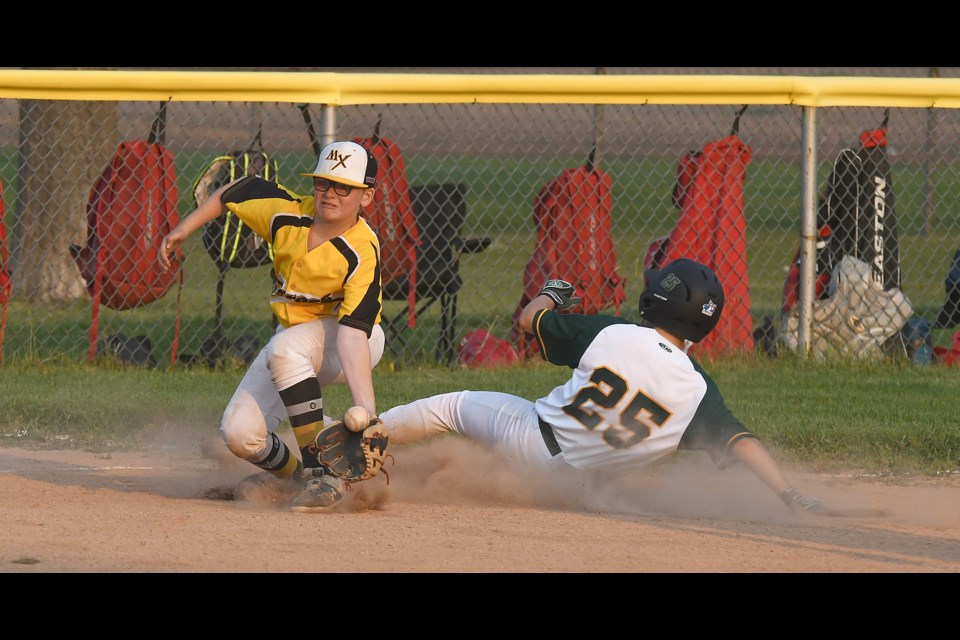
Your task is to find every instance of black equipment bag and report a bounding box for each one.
[193,133,278,269]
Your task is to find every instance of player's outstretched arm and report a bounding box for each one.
[518,295,554,334]
[159,181,236,269]
[729,437,824,514]
[337,324,376,418]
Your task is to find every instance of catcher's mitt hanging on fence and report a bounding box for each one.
[311,416,391,484]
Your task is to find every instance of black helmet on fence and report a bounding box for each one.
[638,258,725,343]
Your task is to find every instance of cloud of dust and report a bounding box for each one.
[160,419,960,526]
[195,431,390,513]
[385,438,797,521]
[787,470,960,528]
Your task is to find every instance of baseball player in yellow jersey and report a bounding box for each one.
[380,258,827,515]
[160,140,385,510]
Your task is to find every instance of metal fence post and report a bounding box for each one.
[798,106,818,358]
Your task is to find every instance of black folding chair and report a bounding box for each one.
[381,183,492,364]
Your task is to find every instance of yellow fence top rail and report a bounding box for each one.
[3,70,960,108]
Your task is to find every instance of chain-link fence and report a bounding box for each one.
[1,67,959,368]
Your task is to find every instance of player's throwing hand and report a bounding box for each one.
[159,227,188,270]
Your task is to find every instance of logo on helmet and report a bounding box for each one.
[660,273,682,291]
[702,300,718,317]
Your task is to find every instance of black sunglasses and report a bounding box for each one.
[313,177,356,197]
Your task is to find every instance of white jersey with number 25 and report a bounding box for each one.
[531,310,752,472]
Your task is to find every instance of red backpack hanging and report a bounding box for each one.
[353,130,420,329]
[69,102,183,365]
[646,124,754,357]
[511,160,626,358]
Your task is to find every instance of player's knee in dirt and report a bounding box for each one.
[221,409,269,461]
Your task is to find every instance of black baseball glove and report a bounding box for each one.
[311,418,391,483]
[538,279,582,311]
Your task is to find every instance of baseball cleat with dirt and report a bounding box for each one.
[234,468,303,503]
[290,467,345,512]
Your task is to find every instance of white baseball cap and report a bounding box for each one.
[301,140,378,189]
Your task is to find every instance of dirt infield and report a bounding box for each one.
[1,437,958,573]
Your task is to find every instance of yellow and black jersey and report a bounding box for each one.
[221,176,382,336]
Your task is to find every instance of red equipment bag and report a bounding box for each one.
[645,134,754,357]
[69,103,183,365]
[458,328,520,369]
[512,165,626,358]
[353,135,421,329]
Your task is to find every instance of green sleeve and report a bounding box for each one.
[677,363,756,469]
[531,310,630,368]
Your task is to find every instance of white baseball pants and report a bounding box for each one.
[220,317,385,458]
[379,390,572,472]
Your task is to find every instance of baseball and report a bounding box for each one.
[343,405,370,433]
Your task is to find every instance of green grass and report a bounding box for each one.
[707,356,960,475]
[1,356,957,479]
